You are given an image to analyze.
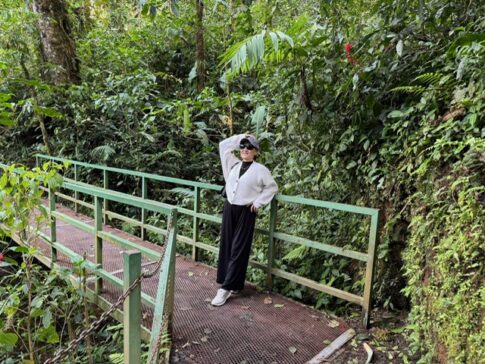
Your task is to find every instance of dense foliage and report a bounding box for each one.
[0,164,130,362]
[0,0,483,362]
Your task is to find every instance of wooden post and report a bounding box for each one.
[49,188,57,263]
[123,250,141,364]
[141,177,147,241]
[266,198,277,290]
[191,186,200,261]
[94,196,103,293]
[362,212,379,328]
[74,164,80,213]
[103,169,109,224]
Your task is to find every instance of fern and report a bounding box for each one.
[392,71,457,96]
[90,145,116,162]
[390,85,427,95]
[414,72,444,86]
[219,16,308,76]
[282,244,307,261]
[169,187,193,197]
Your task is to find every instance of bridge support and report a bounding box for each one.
[103,170,109,223]
[49,188,57,263]
[362,212,379,328]
[123,250,142,364]
[192,186,200,261]
[266,198,277,290]
[94,196,103,293]
[74,164,80,213]
[141,177,147,241]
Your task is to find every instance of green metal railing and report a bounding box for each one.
[0,161,178,363]
[36,154,379,327]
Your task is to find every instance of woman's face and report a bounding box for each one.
[240,145,257,162]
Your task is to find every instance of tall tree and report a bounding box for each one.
[195,0,205,91]
[33,0,80,85]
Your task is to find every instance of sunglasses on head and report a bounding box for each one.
[239,142,255,150]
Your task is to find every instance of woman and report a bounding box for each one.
[211,133,278,306]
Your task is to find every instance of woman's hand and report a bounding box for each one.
[250,204,258,213]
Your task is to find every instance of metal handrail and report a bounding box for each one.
[34,154,379,327]
[0,162,178,362]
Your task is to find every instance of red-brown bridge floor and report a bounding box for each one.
[30,204,350,364]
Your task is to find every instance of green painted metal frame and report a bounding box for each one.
[123,250,142,364]
[35,154,379,327]
[147,209,178,364]
[1,161,179,362]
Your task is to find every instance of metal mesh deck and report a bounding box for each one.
[29,203,351,363]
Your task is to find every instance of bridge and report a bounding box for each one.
[1,155,379,363]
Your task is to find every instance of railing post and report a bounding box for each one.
[94,196,103,293]
[103,169,109,224]
[123,250,141,364]
[147,209,178,364]
[167,209,178,330]
[192,186,200,261]
[49,188,57,263]
[74,164,80,213]
[141,177,147,240]
[266,198,277,290]
[362,211,379,328]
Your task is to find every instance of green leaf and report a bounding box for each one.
[109,353,124,364]
[0,331,18,348]
[10,246,29,254]
[42,309,53,328]
[37,325,59,344]
[0,118,15,126]
[396,40,403,56]
[170,0,179,16]
[387,110,404,118]
[33,106,63,119]
[183,107,191,135]
[346,161,357,169]
[447,33,485,58]
[91,145,116,162]
[251,106,266,137]
[282,245,306,261]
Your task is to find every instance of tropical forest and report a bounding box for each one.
[0,0,483,363]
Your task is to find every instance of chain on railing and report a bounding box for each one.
[44,220,173,364]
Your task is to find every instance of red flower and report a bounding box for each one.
[0,253,4,261]
[344,42,358,65]
[344,42,353,54]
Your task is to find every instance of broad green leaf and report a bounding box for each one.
[42,309,53,328]
[33,106,63,119]
[36,325,59,344]
[0,331,18,347]
[387,110,404,118]
[251,106,266,137]
[396,40,403,56]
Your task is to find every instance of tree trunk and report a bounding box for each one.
[299,66,313,111]
[33,0,80,85]
[195,0,205,92]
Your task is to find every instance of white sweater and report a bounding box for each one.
[219,134,278,208]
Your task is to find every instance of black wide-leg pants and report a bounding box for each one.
[216,200,256,291]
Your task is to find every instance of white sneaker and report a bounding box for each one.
[211,288,231,306]
[230,290,240,295]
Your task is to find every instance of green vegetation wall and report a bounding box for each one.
[0,1,483,362]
